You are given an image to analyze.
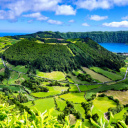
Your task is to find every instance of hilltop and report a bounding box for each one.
[3,38,125,72]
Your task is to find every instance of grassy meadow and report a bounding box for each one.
[90,67,123,80]
[36,70,66,81]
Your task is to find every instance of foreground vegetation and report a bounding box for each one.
[0,35,128,127]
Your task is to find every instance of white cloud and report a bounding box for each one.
[90,15,108,21]
[82,22,89,26]
[56,5,76,15]
[75,0,128,10]
[0,10,16,20]
[47,19,63,25]
[103,21,128,27]
[68,19,75,23]
[0,0,62,20]
[75,0,111,10]
[23,12,48,21]
[122,16,128,20]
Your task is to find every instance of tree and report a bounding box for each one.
[32,100,35,105]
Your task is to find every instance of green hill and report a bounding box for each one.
[13,31,128,43]
[3,38,125,72]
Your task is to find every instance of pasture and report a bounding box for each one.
[103,90,128,105]
[31,86,68,98]
[90,67,123,80]
[82,67,111,82]
[93,97,117,113]
[36,70,66,81]
[85,82,128,99]
[59,92,86,103]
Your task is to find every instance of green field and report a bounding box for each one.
[56,97,67,111]
[24,98,54,112]
[69,84,79,92]
[0,37,20,55]
[0,85,23,92]
[103,90,128,105]
[31,86,68,98]
[114,107,128,120]
[74,104,85,118]
[24,98,62,116]
[93,97,117,113]
[36,70,66,81]
[120,66,127,73]
[79,84,101,92]
[90,67,123,80]
[59,92,86,103]
[72,70,83,76]
[0,68,4,76]
[67,73,90,84]
[15,74,30,84]
[6,63,28,73]
[86,82,128,99]
[82,67,111,82]
[8,71,19,84]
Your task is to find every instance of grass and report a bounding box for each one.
[69,84,79,92]
[8,71,19,84]
[0,37,20,54]
[0,68,4,76]
[86,82,128,99]
[15,74,29,84]
[59,92,86,103]
[79,84,101,92]
[0,85,23,92]
[93,96,117,113]
[90,67,123,81]
[31,86,68,98]
[40,82,50,86]
[24,98,62,116]
[56,97,67,111]
[67,47,75,56]
[36,70,65,81]
[6,63,28,73]
[72,70,83,76]
[74,104,85,118]
[24,98,55,112]
[82,67,111,82]
[67,73,90,84]
[103,90,128,105]
[114,107,128,120]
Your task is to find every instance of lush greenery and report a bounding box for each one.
[3,38,125,73]
[13,31,128,43]
[0,33,128,127]
[3,39,78,72]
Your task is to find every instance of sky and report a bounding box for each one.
[0,0,128,33]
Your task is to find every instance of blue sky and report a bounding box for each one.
[0,0,128,33]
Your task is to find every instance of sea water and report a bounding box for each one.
[99,43,128,53]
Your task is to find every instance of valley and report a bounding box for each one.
[0,34,128,127]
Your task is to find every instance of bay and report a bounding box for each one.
[99,43,128,53]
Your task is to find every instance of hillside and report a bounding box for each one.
[3,38,125,72]
[0,36,128,127]
[13,31,128,43]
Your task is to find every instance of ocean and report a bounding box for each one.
[0,33,28,37]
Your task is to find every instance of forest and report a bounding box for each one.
[3,38,125,72]
[13,31,128,43]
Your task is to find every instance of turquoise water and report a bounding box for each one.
[99,43,128,53]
